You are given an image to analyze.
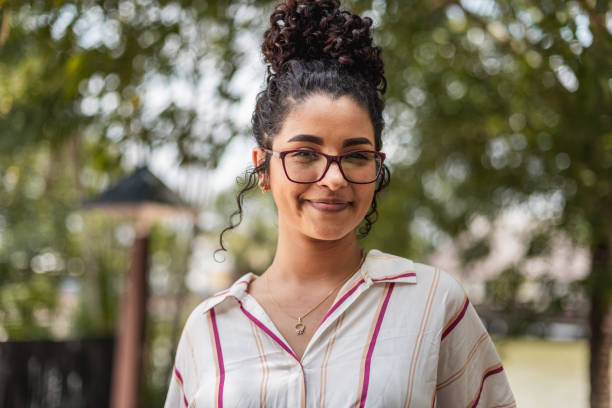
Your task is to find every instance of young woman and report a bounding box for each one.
[165,1,515,407]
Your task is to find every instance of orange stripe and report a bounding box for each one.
[404,268,440,408]
[354,283,391,408]
[319,332,334,408]
[256,327,270,407]
[436,332,489,389]
[319,313,344,408]
[207,311,221,408]
[185,331,200,385]
[491,401,517,408]
[248,319,269,408]
[299,368,306,408]
[256,320,270,407]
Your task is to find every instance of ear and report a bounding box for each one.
[252,148,267,167]
[252,148,269,193]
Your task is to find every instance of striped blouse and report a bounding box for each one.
[165,249,516,407]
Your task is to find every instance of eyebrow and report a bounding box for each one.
[286,134,373,147]
[342,137,373,148]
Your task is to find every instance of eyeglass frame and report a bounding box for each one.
[261,148,386,184]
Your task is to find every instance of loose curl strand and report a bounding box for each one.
[358,164,391,238]
[215,156,270,259]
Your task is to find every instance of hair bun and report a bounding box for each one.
[262,0,385,92]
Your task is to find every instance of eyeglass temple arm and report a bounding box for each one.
[261,148,281,158]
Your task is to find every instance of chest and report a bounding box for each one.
[256,297,336,361]
[191,284,442,408]
[246,292,333,360]
[246,277,342,361]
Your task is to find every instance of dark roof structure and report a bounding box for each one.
[84,166,189,209]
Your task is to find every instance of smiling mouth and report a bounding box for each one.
[307,200,351,212]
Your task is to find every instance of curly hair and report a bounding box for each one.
[218,0,390,252]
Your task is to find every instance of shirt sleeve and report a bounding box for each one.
[165,365,189,408]
[164,301,210,408]
[164,322,193,408]
[435,272,516,408]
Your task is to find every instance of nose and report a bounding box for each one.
[318,159,347,190]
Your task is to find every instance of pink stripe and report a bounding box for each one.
[238,301,302,364]
[359,283,395,408]
[441,298,470,341]
[210,309,225,408]
[319,279,365,327]
[211,289,229,297]
[174,366,184,384]
[319,272,416,328]
[372,272,416,282]
[471,366,505,408]
[173,366,189,407]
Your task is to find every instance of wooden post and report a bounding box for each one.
[110,234,149,408]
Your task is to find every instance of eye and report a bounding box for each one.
[288,150,322,164]
[346,152,369,160]
[290,150,320,159]
[342,151,376,168]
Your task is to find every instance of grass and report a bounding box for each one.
[494,338,596,408]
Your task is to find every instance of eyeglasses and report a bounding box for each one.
[263,148,386,184]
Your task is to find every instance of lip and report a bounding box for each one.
[307,200,351,212]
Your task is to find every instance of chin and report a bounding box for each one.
[303,223,357,242]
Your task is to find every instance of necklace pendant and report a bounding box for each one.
[295,318,305,335]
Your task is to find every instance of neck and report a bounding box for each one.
[267,226,364,288]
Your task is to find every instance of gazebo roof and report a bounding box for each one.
[84,166,188,209]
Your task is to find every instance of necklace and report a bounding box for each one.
[265,250,366,335]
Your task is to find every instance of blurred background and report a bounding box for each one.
[0,0,611,407]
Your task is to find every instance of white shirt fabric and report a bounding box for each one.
[165,249,516,408]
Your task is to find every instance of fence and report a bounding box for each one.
[0,337,114,408]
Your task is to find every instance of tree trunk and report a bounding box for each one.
[590,237,612,408]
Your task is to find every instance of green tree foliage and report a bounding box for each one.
[2,0,612,405]
[0,0,271,165]
[367,0,611,255]
[0,139,127,339]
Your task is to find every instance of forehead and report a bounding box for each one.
[273,94,375,148]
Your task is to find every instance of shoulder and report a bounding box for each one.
[181,274,254,330]
[183,298,216,328]
[173,274,254,363]
[185,272,256,320]
[368,249,467,312]
[175,298,216,350]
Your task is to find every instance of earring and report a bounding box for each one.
[258,175,269,193]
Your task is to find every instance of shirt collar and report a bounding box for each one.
[361,249,418,284]
[199,272,256,315]
[199,249,417,315]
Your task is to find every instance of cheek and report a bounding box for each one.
[268,168,307,210]
[357,186,376,214]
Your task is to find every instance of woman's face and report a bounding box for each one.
[254,93,378,242]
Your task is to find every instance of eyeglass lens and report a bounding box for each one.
[284,151,381,183]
